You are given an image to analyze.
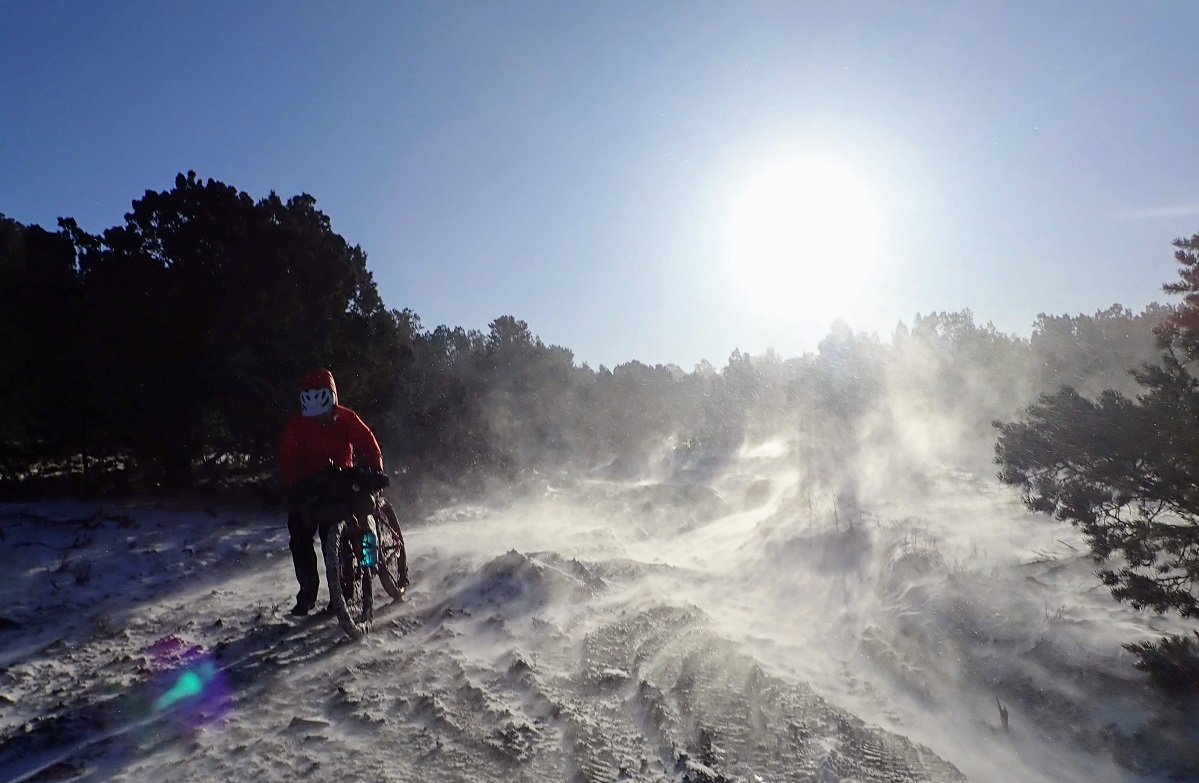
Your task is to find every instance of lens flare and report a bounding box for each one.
[141,635,231,729]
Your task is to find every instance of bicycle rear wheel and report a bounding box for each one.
[376,500,409,600]
[325,519,373,639]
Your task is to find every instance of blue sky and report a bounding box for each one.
[3,1,1198,369]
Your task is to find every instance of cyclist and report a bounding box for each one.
[279,368,385,616]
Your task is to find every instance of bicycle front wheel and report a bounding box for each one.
[375,500,409,600]
[325,519,373,639]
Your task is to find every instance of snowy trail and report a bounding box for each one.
[0,466,1194,782]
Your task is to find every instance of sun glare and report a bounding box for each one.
[727,158,880,320]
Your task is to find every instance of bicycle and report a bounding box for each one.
[303,465,409,640]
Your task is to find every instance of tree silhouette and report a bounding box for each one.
[0,214,85,467]
[62,172,404,486]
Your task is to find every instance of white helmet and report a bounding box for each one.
[300,386,335,417]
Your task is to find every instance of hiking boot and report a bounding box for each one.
[290,600,316,617]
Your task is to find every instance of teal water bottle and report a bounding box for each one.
[361,529,378,568]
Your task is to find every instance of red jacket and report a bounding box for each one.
[279,405,383,486]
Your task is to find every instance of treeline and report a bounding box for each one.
[0,173,1173,501]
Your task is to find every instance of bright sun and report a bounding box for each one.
[727,158,880,320]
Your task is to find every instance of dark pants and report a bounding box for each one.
[287,486,335,608]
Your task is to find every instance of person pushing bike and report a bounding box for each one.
[279,368,386,616]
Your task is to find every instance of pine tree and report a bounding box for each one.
[995,233,1199,687]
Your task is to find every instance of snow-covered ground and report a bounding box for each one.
[2,448,1197,782]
